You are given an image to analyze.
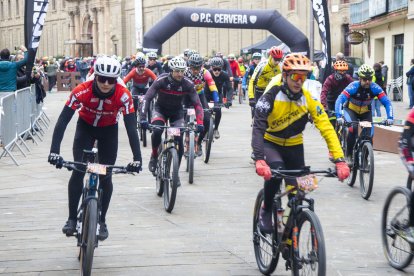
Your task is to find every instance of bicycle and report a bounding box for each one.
[149,124,187,213]
[183,107,197,184]
[382,176,414,270]
[132,94,147,147]
[59,149,132,276]
[338,120,387,200]
[252,166,336,275]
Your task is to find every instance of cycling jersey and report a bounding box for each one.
[321,73,353,110]
[147,62,163,76]
[123,68,156,89]
[184,68,218,95]
[141,73,204,125]
[238,63,247,77]
[248,56,282,99]
[228,59,241,78]
[335,81,393,119]
[66,80,134,127]
[400,108,414,169]
[252,75,344,160]
[205,70,232,102]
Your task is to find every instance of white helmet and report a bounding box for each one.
[94,56,121,78]
[168,57,187,70]
[147,52,157,59]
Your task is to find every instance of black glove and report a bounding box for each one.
[127,161,142,173]
[224,102,232,108]
[196,124,204,133]
[213,103,221,113]
[140,120,149,130]
[249,98,256,107]
[48,153,63,169]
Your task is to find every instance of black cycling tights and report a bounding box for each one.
[151,119,184,163]
[68,119,118,223]
[214,108,222,130]
[262,142,305,212]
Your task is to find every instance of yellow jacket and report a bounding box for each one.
[248,56,282,99]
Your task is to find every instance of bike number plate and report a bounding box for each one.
[208,102,214,108]
[167,127,181,136]
[359,121,372,128]
[138,95,144,102]
[187,108,196,116]
[296,174,318,192]
[87,163,107,175]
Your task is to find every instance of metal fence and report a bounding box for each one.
[0,86,49,165]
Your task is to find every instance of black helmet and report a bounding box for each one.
[210,57,224,68]
[188,53,203,67]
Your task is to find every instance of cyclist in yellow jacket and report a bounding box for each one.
[252,53,350,233]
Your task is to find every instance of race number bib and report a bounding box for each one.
[87,163,107,175]
[187,108,196,116]
[296,174,318,192]
[167,127,181,137]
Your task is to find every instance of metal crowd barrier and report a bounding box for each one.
[0,85,49,165]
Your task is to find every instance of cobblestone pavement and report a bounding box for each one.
[0,92,412,275]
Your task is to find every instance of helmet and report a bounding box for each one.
[252,52,262,59]
[333,60,349,71]
[238,57,244,63]
[147,52,157,59]
[186,49,196,57]
[135,56,146,65]
[357,64,374,78]
[215,52,223,58]
[282,53,311,72]
[168,57,187,70]
[210,57,224,68]
[228,53,236,59]
[269,46,283,59]
[183,48,190,57]
[94,56,121,78]
[125,56,131,61]
[188,53,203,67]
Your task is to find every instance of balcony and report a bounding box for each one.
[350,0,408,25]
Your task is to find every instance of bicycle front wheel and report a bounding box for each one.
[238,89,243,104]
[252,189,279,275]
[382,186,414,270]
[188,131,195,184]
[156,144,164,197]
[292,210,326,276]
[359,142,374,200]
[203,117,214,164]
[163,148,179,213]
[80,199,98,276]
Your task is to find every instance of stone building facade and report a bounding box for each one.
[0,0,355,59]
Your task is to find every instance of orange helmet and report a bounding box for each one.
[269,46,283,59]
[333,60,349,71]
[282,53,311,72]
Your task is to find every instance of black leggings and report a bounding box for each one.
[197,93,211,145]
[343,108,372,156]
[262,142,305,212]
[68,119,118,223]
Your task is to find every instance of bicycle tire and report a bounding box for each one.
[381,186,414,270]
[252,189,279,275]
[239,89,243,104]
[142,128,147,147]
[80,199,98,276]
[163,148,179,213]
[203,117,214,164]
[188,131,195,184]
[292,209,326,276]
[359,142,374,200]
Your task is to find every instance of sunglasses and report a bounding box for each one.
[336,70,347,74]
[137,65,145,69]
[212,67,222,72]
[173,69,185,73]
[148,58,156,61]
[289,73,307,82]
[97,75,117,84]
[191,66,201,71]
[361,77,372,81]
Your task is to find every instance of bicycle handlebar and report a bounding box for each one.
[270,167,337,178]
[61,160,132,175]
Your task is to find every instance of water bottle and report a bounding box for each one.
[277,208,285,234]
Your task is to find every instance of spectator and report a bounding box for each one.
[406,59,414,109]
[46,57,59,92]
[372,63,385,117]
[77,57,90,82]
[31,63,46,104]
[15,54,30,90]
[379,61,388,88]
[0,45,28,92]
[65,58,76,72]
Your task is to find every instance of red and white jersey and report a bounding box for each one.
[66,80,134,127]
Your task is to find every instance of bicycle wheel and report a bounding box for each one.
[292,209,326,276]
[252,189,279,275]
[359,142,374,200]
[203,117,214,164]
[80,199,98,276]
[163,148,179,213]
[239,89,243,104]
[188,131,195,184]
[382,186,414,270]
[141,128,147,147]
[156,145,164,197]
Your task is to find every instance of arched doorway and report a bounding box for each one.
[80,14,93,57]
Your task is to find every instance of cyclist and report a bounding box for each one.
[227,53,242,99]
[321,60,354,126]
[242,52,262,100]
[121,56,133,78]
[398,108,414,242]
[252,53,350,233]
[140,57,204,175]
[184,53,219,155]
[146,52,163,82]
[248,47,283,116]
[205,57,233,139]
[123,55,157,119]
[215,52,233,80]
[335,64,394,158]
[48,56,142,241]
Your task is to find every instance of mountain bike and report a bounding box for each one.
[59,149,132,276]
[149,124,187,213]
[338,120,387,200]
[203,103,225,163]
[382,176,414,270]
[183,107,197,184]
[132,94,147,147]
[252,166,336,275]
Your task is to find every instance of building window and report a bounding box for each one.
[340,0,350,3]
[16,0,19,16]
[393,34,404,78]
[288,0,295,11]
[342,24,350,56]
